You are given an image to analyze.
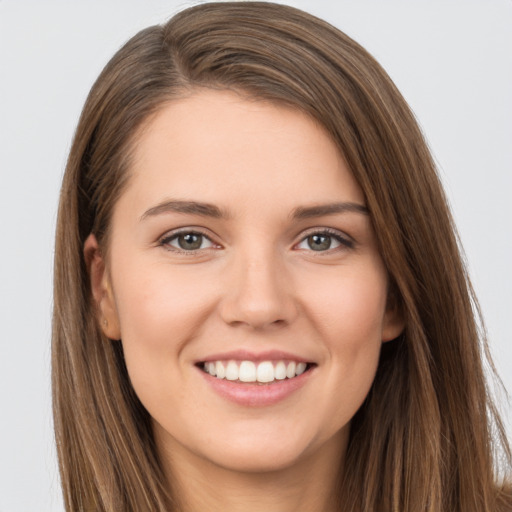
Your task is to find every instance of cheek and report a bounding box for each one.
[331,270,387,372]
[300,261,388,343]
[298,263,387,415]
[113,259,216,341]
[110,260,218,390]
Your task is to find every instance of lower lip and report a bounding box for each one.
[198,367,313,407]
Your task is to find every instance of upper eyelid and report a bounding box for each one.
[293,228,356,254]
[158,229,219,255]
[296,226,354,243]
[159,227,217,242]
[157,229,218,254]
[157,226,354,248]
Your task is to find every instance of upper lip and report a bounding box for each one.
[196,349,313,364]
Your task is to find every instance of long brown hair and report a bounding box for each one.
[52,2,511,510]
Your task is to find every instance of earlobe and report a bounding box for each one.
[84,234,121,340]
[382,298,405,343]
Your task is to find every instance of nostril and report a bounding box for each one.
[224,316,290,330]
[218,266,298,329]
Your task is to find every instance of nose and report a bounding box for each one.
[219,248,298,330]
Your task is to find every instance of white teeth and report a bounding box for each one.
[239,361,256,382]
[295,362,307,375]
[215,361,226,379]
[275,361,287,380]
[226,360,239,381]
[286,361,296,379]
[256,361,275,383]
[202,359,310,383]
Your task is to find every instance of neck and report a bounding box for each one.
[159,432,346,512]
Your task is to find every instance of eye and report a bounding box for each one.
[295,230,353,252]
[161,231,216,252]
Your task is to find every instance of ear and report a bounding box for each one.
[84,234,121,340]
[381,293,405,343]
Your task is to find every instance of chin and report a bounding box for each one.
[184,420,348,476]
[216,442,308,473]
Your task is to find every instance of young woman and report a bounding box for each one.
[52,2,512,511]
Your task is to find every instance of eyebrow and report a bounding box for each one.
[140,200,229,221]
[140,199,369,222]
[291,202,369,219]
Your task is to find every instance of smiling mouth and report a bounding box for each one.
[198,360,315,384]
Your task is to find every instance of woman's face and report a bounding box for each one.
[89,90,403,476]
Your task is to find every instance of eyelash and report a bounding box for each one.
[296,228,355,252]
[158,227,355,254]
[159,229,218,254]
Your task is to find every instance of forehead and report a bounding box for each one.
[121,89,365,217]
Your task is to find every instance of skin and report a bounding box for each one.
[86,90,404,512]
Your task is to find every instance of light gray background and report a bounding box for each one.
[1,1,510,510]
